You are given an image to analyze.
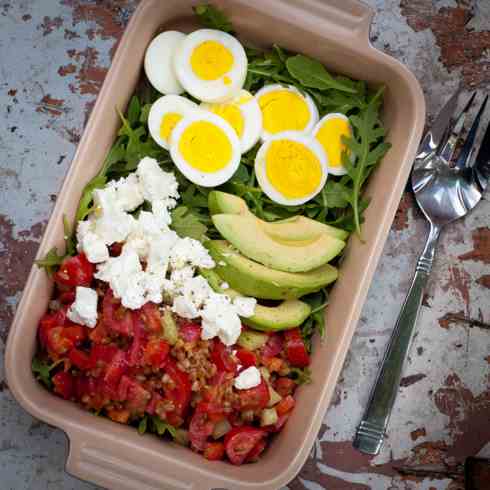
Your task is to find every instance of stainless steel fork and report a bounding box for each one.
[353,90,490,455]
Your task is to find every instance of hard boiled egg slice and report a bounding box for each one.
[200,90,262,154]
[255,84,319,141]
[170,112,241,187]
[144,31,186,95]
[255,131,328,206]
[148,95,199,150]
[174,29,247,103]
[312,113,353,176]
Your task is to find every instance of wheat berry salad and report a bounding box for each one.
[32,4,390,465]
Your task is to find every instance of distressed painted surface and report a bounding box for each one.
[0,1,489,489]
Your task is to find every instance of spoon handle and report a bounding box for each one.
[353,223,441,455]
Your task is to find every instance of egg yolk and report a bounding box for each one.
[179,121,232,172]
[191,41,234,81]
[265,140,322,199]
[259,90,310,134]
[315,117,351,167]
[160,112,183,142]
[208,103,244,137]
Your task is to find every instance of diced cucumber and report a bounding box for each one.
[212,419,231,439]
[260,407,278,427]
[161,309,178,345]
[267,386,282,408]
[237,330,268,351]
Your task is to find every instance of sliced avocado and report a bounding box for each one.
[212,214,345,273]
[242,299,311,331]
[206,241,337,299]
[201,267,314,332]
[208,191,348,241]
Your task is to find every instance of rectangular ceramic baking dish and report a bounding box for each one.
[5,0,425,488]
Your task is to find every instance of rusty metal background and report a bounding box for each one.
[1,1,489,489]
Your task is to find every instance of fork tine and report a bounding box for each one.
[438,91,477,163]
[454,95,488,169]
[473,117,490,191]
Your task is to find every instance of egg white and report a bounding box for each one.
[144,31,186,95]
[255,84,319,141]
[312,113,354,176]
[174,29,247,103]
[255,131,328,206]
[200,90,262,154]
[170,111,241,187]
[148,95,199,150]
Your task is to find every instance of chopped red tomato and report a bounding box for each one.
[53,253,94,288]
[63,325,87,345]
[58,290,76,304]
[74,375,96,399]
[127,311,147,367]
[164,359,192,418]
[103,289,133,336]
[69,348,94,370]
[224,427,266,465]
[103,350,127,388]
[90,344,118,366]
[204,441,225,461]
[38,309,67,348]
[189,404,215,451]
[52,371,74,400]
[140,302,161,333]
[245,438,267,463]
[46,327,74,355]
[262,333,283,358]
[237,378,270,411]
[143,339,170,369]
[118,375,150,413]
[145,393,163,415]
[263,356,283,373]
[284,328,310,367]
[236,349,256,368]
[211,339,237,374]
[89,321,110,344]
[179,321,201,343]
[274,377,296,397]
[276,395,295,416]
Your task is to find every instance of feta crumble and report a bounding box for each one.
[234,366,261,390]
[67,286,99,328]
[137,157,179,204]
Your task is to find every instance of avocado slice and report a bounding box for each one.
[205,240,337,299]
[208,191,348,241]
[212,214,345,273]
[200,267,312,331]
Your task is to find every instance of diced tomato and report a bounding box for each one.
[69,348,94,370]
[211,339,237,374]
[284,329,310,367]
[179,321,202,343]
[236,349,256,369]
[262,333,283,358]
[145,393,163,415]
[102,289,134,336]
[164,359,192,418]
[120,376,151,414]
[224,427,266,465]
[237,378,270,411]
[46,326,74,355]
[143,338,170,369]
[276,395,295,416]
[274,377,296,397]
[53,253,94,288]
[62,325,87,345]
[103,350,127,388]
[198,401,225,423]
[107,408,130,424]
[109,242,123,257]
[38,309,67,348]
[117,374,132,401]
[140,302,162,333]
[58,290,76,304]
[127,311,147,367]
[52,371,74,400]
[245,438,267,463]
[90,343,118,366]
[74,375,96,399]
[263,356,283,373]
[189,405,215,451]
[204,441,225,461]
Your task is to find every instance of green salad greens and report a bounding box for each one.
[36,3,390,348]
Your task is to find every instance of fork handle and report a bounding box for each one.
[353,223,441,455]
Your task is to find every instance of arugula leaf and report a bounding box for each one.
[170,206,208,241]
[150,415,177,438]
[301,289,328,342]
[32,356,62,388]
[289,367,312,385]
[138,416,148,435]
[34,247,65,275]
[127,95,141,127]
[75,174,107,222]
[286,55,356,93]
[193,4,233,33]
[63,214,77,256]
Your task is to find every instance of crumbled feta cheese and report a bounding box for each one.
[152,199,174,228]
[76,219,109,263]
[234,366,261,390]
[168,266,195,291]
[170,237,215,270]
[233,297,257,318]
[172,295,199,319]
[221,282,229,289]
[94,209,135,245]
[201,294,242,346]
[67,286,99,328]
[108,173,144,212]
[137,157,179,204]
